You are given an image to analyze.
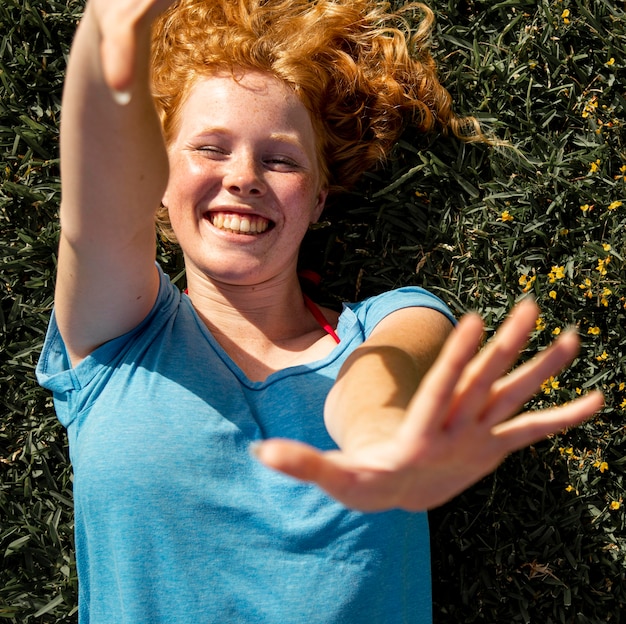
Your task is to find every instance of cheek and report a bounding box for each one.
[163,158,217,208]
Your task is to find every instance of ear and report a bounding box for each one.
[311,186,328,223]
[161,187,170,210]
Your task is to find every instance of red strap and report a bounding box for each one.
[303,294,341,344]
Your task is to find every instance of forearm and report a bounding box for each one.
[59,4,168,246]
[324,308,453,453]
[324,345,422,452]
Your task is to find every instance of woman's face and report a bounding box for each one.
[163,71,327,287]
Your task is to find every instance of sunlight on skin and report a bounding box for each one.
[254,299,604,512]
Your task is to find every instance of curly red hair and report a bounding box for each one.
[152,0,481,237]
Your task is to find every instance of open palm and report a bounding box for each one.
[256,299,604,511]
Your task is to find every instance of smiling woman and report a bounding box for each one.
[35,0,603,622]
[162,72,327,293]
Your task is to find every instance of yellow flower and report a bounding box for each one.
[565,485,575,493]
[596,351,609,361]
[610,501,621,510]
[561,8,570,23]
[548,265,566,283]
[588,326,601,335]
[602,243,612,251]
[552,327,561,336]
[541,376,560,394]
[593,459,608,470]
[600,286,612,307]
[606,58,615,66]
[549,290,557,300]
[589,160,601,173]
[576,387,582,395]
[535,317,546,332]
[580,203,593,213]
[620,398,626,409]
[596,257,610,276]
[619,382,625,391]
[607,200,623,211]
[500,210,514,222]
[519,274,536,293]
[582,98,598,119]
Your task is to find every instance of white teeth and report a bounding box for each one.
[209,212,270,235]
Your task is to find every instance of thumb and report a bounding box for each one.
[100,24,136,100]
[253,439,358,492]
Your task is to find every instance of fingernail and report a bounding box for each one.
[563,325,579,336]
[111,89,132,106]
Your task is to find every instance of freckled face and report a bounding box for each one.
[162,71,327,287]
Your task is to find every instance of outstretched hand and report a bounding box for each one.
[254,299,604,512]
[89,0,175,96]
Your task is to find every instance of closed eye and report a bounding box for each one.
[197,145,229,159]
[263,156,300,171]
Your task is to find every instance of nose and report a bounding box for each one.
[223,153,266,197]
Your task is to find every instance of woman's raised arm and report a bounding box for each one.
[55,0,173,365]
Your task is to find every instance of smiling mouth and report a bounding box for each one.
[208,212,273,235]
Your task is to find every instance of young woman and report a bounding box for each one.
[37,0,603,621]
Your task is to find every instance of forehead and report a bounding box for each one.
[173,71,316,143]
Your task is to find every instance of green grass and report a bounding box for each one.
[1,0,625,621]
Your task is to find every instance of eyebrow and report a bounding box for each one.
[195,126,305,142]
[267,132,306,147]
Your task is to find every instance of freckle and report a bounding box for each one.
[136,295,143,300]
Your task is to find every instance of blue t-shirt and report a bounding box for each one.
[37,266,455,624]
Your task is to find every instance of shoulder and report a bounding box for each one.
[345,286,456,334]
[38,265,182,386]
[350,289,455,377]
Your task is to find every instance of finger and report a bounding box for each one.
[483,328,580,426]
[101,24,137,99]
[253,439,399,511]
[443,298,540,428]
[402,312,485,437]
[462,297,539,382]
[96,0,168,99]
[492,391,604,453]
[253,438,357,489]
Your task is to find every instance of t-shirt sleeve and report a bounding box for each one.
[345,286,456,339]
[35,265,179,427]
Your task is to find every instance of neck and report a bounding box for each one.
[185,268,313,343]
[183,268,339,382]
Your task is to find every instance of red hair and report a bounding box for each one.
[151,0,482,238]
